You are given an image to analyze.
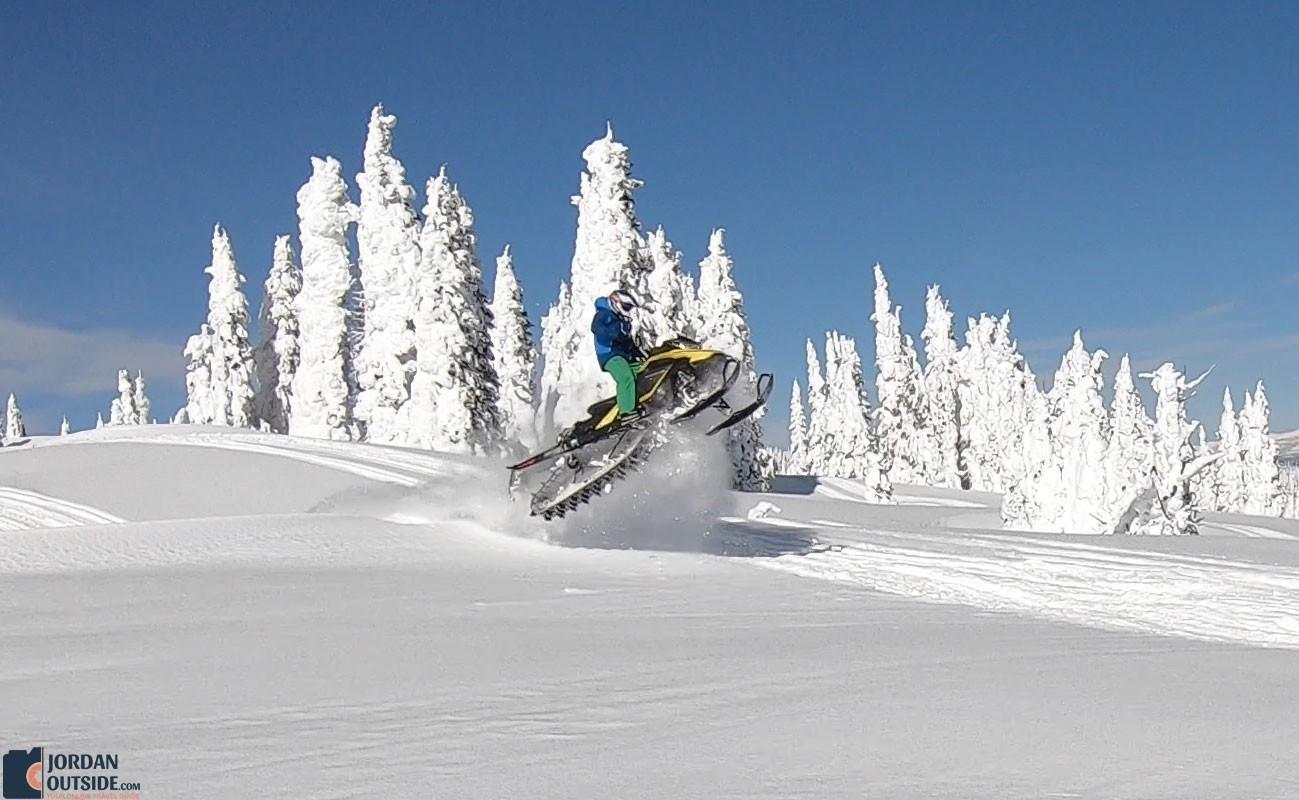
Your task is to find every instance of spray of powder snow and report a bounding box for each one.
[539,424,737,552]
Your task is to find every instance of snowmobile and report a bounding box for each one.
[508,338,773,520]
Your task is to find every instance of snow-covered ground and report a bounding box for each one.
[2,427,1298,798]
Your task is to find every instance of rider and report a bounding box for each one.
[592,288,645,421]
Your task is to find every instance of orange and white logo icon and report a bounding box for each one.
[24,761,40,792]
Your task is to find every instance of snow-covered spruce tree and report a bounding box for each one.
[539,124,652,429]
[1209,388,1246,512]
[109,369,135,425]
[1102,355,1155,522]
[1239,383,1283,516]
[133,372,151,424]
[694,228,771,491]
[1002,331,1109,533]
[820,332,893,501]
[1280,466,1299,519]
[919,285,967,489]
[1111,365,1218,535]
[186,224,255,427]
[95,412,104,429]
[60,417,70,436]
[787,380,809,475]
[183,321,215,425]
[291,156,359,441]
[871,264,927,485]
[353,104,422,444]
[407,167,502,454]
[958,312,1040,493]
[488,245,538,449]
[254,235,302,433]
[642,226,694,345]
[802,339,830,475]
[5,393,25,440]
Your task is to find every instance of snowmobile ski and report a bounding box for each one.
[705,372,774,435]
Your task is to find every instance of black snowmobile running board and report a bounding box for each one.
[705,372,774,435]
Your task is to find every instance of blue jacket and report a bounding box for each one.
[591,297,640,367]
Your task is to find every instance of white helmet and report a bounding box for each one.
[608,289,639,317]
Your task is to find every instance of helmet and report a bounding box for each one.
[608,289,639,317]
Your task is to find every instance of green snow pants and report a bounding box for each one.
[603,356,642,415]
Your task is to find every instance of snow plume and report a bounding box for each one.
[489,245,538,451]
[353,104,421,444]
[540,124,651,429]
[291,156,359,441]
[871,264,927,485]
[254,236,302,433]
[642,226,694,346]
[1112,364,1218,535]
[4,393,25,440]
[543,424,738,553]
[919,285,967,489]
[185,225,254,427]
[408,167,502,454]
[695,229,772,491]
[1002,331,1109,533]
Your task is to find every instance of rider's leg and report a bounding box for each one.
[603,356,638,416]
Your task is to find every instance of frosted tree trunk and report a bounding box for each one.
[290,156,359,441]
[694,228,771,491]
[407,168,502,454]
[353,105,422,444]
[488,245,538,449]
[254,236,302,433]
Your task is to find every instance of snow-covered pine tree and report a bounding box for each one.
[958,313,1039,493]
[488,245,538,449]
[820,332,892,501]
[95,412,104,429]
[291,156,359,441]
[1239,382,1283,516]
[642,226,694,346]
[60,416,70,436]
[1002,331,1109,533]
[1209,388,1246,512]
[803,339,829,476]
[254,235,302,433]
[198,224,255,427]
[407,167,502,454]
[5,393,25,440]
[1102,354,1155,522]
[1111,364,1218,535]
[353,104,422,444]
[787,380,809,475]
[919,285,967,489]
[109,369,135,425]
[539,124,652,429]
[183,322,216,424]
[133,372,151,424]
[871,264,927,485]
[694,228,771,491]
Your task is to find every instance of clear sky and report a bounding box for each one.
[2,0,1297,437]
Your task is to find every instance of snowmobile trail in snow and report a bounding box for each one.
[0,486,126,530]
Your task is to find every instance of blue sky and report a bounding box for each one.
[2,0,1297,437]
